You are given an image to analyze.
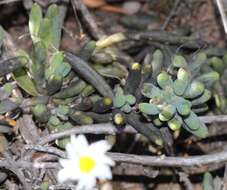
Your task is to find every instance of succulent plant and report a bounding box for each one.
[138,53,219,138]
[208,53,227,113]
[113,86,136,113]
[0,3,221,150]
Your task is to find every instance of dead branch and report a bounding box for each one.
[37,115,227,145]
[25,144,227,172]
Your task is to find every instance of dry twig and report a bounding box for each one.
[37,115,227,145]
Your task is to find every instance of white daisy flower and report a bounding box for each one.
[58,135,115,190]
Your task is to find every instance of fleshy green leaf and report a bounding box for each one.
[46,4,61,49]
[184,111,201,130]
[168,114,182,131]
[191,90,211,106]
[173,79,188,96]
[125,94,136,105]
[56,105,69,116]
[48,116,61,126]
[53,80,86,99]
[177,68,189,81]
[113,95,126,108]
[142,83,162,98]
[32,42,47,64]
[176,101,191,116]
[210,56,224,74]
[139,103,159,115]
[159,113,170,122]
[13,68,39,96]
[172,55,188,68]
[16,49,30,66]
[70,111,94,125]
[184,81,205,99]
[46,75,63,95]
[38,18,52,48]
[159,104,176,120]
[151,49,163,78]
[183,111,208,139]
[29,3,42,43]
[157,71,173,89]
[196,71,219,87]
[183,116,208,138]
[189,52,207,73]
[120,104,132,113]
[46,52,71,79]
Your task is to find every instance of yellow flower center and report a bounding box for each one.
[79,156,95,173]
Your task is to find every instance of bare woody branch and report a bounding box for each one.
[37,115,227,145]
[25,143,227,172]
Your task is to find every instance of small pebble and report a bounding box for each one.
[122,1,141,15]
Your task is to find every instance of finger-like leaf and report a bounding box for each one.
[96,33,126,50]
[46,4,61,49]
[183,115,208,138]
[189,52,207,73]
[13,68,39,96]
[172,55,188,68]
[191,90,211,106]
[196,71,219,87]
[31,104,50,123]
[168,114,182,131]
[48,116,61,126]
[151,49,163,78]
[47,75,63,95]
[125,94,136,105]
[139,103,159,115]
[192,104,208,114]
[29,3,42,43]
[177,68,189,81]
[159,104,176,121]
[173,79,188,96]
[157,71,173,89]
[176,101,191,116]
[184,81,205,99]
[53,79,86,99]
[46,51,71,79]
[38,18,52,48]
[210,56,224,74]
[113,95,126,108]
[120,104,132,113]
[184,111,206,132]
[69,111,94,125]
[142,83,162,98]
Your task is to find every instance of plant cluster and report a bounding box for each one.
[0,4,221,149]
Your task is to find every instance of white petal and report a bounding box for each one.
[59,159,80,181]
[66,142,78,159]
[89,140,112,153]
[93,165,112,180]
[76,176,96,190]
[66,135,89,158]
[99,155,115,166]
[58,169,70,183]
[59,159,70,168]
[72,135,89,151]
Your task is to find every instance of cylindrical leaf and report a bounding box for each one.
[139,103,159,115]
[157,71,173,89]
